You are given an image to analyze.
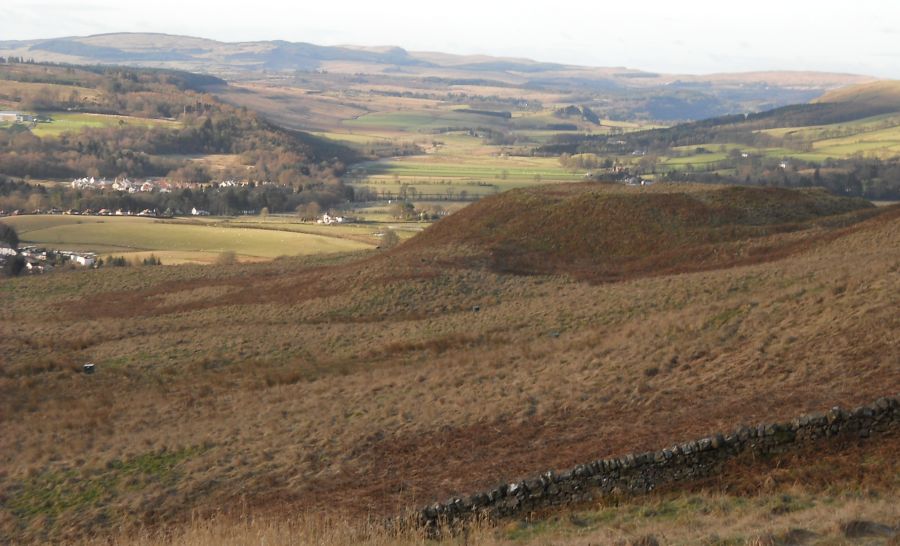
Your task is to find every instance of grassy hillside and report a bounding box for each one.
[535,81,900,200]
[405,183,876,280]
[815,79,900,108]
[0,61,366,218]
[1,185,897,543]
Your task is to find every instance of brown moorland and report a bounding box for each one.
[1,183,898,543]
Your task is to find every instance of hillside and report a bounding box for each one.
[0,61,360,215]
[815,79,900,108]
[2,184,898,543]
[535,80,900,200]
[404,183,876,281]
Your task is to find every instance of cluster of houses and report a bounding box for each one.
[71,177,173,193]
[0,207,168,218]
[70,177,271,193]
[0,245,96,275]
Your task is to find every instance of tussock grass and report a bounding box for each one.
[81,478,898,546]
[1,187,898,543]
[404,183,877,280]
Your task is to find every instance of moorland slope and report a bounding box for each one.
[404,183,876,280]
[1,184,898,543]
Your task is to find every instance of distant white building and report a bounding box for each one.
[0,111,33,123]
[317,212,344,225]
[74,255,95,267]
[191,207,210,216]
[112,178,136,192]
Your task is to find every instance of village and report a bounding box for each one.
[69,176,268,193]
[0,244,96,275]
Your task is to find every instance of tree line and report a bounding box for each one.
[0,177,355,217]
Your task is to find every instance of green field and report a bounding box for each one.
[30,112,179,138]
[344,129,584,196]
[323,104,658,199]
[4,215,372,263]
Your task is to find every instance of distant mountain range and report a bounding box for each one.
[0,33,885,122]
[0,33,874,89]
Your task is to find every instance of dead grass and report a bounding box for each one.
[80,447,899,546]
[0,186,898,543]
[403,183,880,281]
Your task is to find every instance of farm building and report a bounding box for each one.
[74,255,96,267]
[0,111,34,123]
[317,213,344,225]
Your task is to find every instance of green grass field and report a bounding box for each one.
[30,112,179,138]
[4,215,372,262]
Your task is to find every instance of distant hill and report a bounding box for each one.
[0,33,429,74]
[401,183,875,281]
[0,33,876,121]
[815,79,900,109]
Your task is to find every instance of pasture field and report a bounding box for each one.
[347,135,584,198]
[30,112,180,138]
[0,79,102,104]
[219,214,424,240]
[806,123,900,159]
[3,215,372,261]
[359,157,582,181]
[760,112,900,139]
[657,112,900,169]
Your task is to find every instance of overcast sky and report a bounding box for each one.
[3,0,899,78]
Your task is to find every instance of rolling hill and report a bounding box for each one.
[403,183,877,281]
[2,182,897,543]
[815,79,900,108]
[0,33,876,121]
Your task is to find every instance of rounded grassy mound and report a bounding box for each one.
[403,183,876,281]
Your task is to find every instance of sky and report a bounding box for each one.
[2,0,900,78]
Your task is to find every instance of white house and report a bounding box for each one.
[0,111,32,123]
[112,178,135,192]
[191,207,210,216]
[74,255,95,266]
[317,212,344,225]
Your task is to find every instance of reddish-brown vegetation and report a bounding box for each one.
[1,184,898,543]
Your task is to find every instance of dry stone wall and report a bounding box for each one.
[419,394,900,529]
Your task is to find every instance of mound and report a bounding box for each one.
[403,183,875,281]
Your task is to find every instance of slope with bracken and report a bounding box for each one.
[0,184,898,543]
[402,183,877,281]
